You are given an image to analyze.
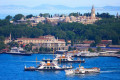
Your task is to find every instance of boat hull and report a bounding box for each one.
[42,59,85,63]
[24,67,73,71]
[5,52,32,56]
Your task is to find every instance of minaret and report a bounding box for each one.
[91,5,96,19]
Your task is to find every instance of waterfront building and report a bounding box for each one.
[5,35,68,50]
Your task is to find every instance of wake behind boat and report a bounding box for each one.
[6,47,32,56]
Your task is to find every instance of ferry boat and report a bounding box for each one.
[65,65,100,75]
[24,60,73,71]
[42,54,85,63]
[73,51,99,57]
[6,47,32,56]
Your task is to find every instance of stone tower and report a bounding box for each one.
[91,5,95,19]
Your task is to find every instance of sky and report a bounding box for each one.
[0,0,120,7]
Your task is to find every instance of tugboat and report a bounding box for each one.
[65,65,100,75]
[6,47,32,56]
[24,60,73,71]
[42,54,85,63]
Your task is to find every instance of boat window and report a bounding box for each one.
[47,67,49,69]
[44,67,46,69]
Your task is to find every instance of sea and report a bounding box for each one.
[0,53,120,80]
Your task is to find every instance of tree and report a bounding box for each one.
[7,41,19,48]
[13,14,24,21]
[88,48,95,52]
[97,47,101,52]
[0,41,5,50]
[0,36,5,41]
[26,14,33,18]
[5,15,12,21]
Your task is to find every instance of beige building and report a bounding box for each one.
[5,35,68,50]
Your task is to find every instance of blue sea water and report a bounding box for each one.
[0,54,120,80]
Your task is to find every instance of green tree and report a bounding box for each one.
[5,15,12,21]
[96,47,101,52]
[26,14,33,18]
[8,41,19,47]
[13,14,24,21]
[88,48,95,52]
[0,41,5,50]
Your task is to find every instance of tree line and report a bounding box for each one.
[0,13,120,51]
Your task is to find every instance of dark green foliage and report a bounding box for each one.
[5,15,12,21]
[26,14,33,18]
[7,41,19,47]
[96,47,101,52]
[88,48,95,52]
[96,13,115,18]
[0,41,5,50]
[24,43,34,51]
[13,14,24,22]
[0,14,120,46]
[39,13,50,17]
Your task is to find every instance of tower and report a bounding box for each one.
[116,12,119,18]
[91,5,96,19]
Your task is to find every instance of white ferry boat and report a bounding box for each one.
[74,51,99,57]
[24,60,73,71]
[65,66,100,75]
[6,47,32,56]
[42,54,85,63]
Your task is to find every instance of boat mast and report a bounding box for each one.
[36,56,37,66]
[79,61,81,68]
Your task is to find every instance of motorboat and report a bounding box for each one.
[65,65,100,75]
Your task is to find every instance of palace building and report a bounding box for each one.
[4,35,68,50]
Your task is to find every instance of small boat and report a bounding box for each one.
[24,60,73,71]
[42,54,85,63]
[6,47,32,56]
[65,65,100,75]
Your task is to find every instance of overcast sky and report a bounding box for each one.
[0,0,120,7]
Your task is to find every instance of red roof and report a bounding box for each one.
[58,39,65,42]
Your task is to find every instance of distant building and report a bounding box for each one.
[12,5,101,26]
[4,35,68,50]
[109,45,120,48]
[101,40,112,45]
